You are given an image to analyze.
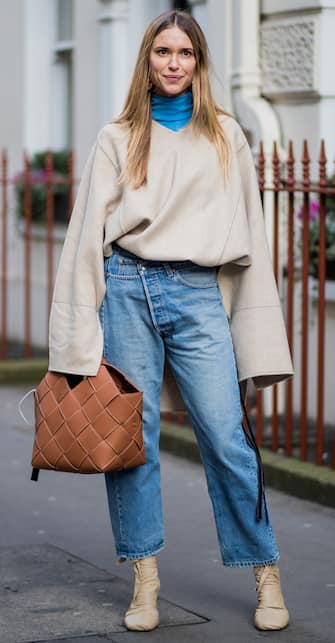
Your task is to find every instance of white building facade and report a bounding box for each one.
[2,0,335,172]
[1,0,335,424]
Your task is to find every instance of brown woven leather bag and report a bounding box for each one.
[31,359,145,481]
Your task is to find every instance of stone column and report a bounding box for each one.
[231,0,281,151]
[207,0,233,111]
[97,0,129,125]
[23,0,57,152]
[72,0,99,172]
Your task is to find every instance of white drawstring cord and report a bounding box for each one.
[18,389,36,426]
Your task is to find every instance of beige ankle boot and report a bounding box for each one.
[253,564,289,630]
[124,555,160,631]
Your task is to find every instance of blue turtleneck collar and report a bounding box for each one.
[151,91,193,132]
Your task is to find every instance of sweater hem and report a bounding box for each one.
[239,370,294,381]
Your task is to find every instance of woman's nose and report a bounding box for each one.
[168,55,179,70]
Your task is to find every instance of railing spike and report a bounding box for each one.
[272,141,280,190]
[287,140,295,188]
[258,140,265,192]
[302,139,310,160]
[319,139,327,187]
[302,139,310,188]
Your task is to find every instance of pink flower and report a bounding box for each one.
[297,201,319,221]
[309,201,319,220]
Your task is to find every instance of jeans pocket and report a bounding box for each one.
[174,265,218,289]
[104,254,138,279]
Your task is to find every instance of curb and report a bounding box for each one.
[0,359,48,385]
[160,420,335,510]
[1,359,334,510]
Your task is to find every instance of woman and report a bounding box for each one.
[49,10,294,633]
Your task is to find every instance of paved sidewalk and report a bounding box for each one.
[1,543,207,642]
[1,385,335,642]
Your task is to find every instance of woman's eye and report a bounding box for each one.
[155,48,193,57]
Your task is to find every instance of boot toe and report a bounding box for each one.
[255,606,290,631]
[124,607,159,631]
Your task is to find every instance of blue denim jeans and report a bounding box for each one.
[100,243,279,567]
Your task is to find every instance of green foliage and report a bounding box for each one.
[30,150,69,174]
[14,150,70,223]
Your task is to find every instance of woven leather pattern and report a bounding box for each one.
[32,360,145,474]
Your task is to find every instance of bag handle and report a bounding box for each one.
[18,389,36,426]
[18,389,40,482]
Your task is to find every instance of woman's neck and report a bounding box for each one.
[151,91,193,132]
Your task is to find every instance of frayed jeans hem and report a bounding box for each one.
[223,553,280,568]
[116,541,165,562]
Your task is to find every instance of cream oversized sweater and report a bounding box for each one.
[101,116,250,265]
[49,115,294,388]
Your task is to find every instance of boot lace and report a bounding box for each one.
[254,565,285,609]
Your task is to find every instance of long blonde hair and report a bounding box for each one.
[115,10,230,189]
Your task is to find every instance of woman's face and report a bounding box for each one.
[149,26,196,97]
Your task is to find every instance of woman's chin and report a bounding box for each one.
[155,85,188,98]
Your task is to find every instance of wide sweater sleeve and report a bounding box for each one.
[218,135,294,388]
[48,134,122,376]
